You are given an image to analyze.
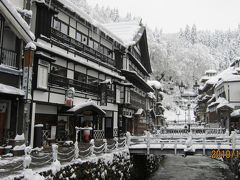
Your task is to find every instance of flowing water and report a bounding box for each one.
[148,155,235,180]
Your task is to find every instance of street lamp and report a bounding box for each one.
[193,80,199,94]
[187,103,191,132]
[179,81,185,95]
[176,111,180,124]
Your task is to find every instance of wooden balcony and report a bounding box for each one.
[130,91,146,109]
[48,73,99,94]
[0,48,18,69]
[50,28,116,68]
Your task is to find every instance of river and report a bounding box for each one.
[147,155,235,180]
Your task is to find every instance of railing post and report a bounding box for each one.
[203,135,206,156]
[174,140,177,155]
[231,131,236,150]
[52,144,58,162]
[126,132,131,147]
[75,128,79,159]
[103,139,107,153]
[90,139,95,156]
[147,131,150,155]
[23,146,32,169]
[114,137,118,149]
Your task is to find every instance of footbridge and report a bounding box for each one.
[127,128,240,157]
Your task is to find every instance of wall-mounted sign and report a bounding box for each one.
[65,87,75,107]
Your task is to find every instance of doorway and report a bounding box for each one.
[105,117,113,138]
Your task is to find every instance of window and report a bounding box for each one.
[61,22,68,35]
[76,31,81,42]
[53,19,60,31]
[37,61,49,90]
[116,85,120,103]
[89,38,93,48]
[125,87,130,104]
[87,75,98,85]
[82,34,87,44]
[74,71,86,82]
[93,41,99,50]
[51,64,67,77]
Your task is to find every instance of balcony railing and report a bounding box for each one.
[48,73,99,94]
[130,91,146,109]
[50,28,116,68]
[0,48,18,69]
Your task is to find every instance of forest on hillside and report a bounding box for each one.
[72,0,240,88]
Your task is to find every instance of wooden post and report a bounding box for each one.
[147,131,150,155]
[126,131,131,147]
[174,140,177,155]
[203,135,206,156]
[74,127,79,159]
[52,144,58,162]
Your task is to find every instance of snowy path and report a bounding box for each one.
[148,155,235,180]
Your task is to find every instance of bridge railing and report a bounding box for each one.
[156,128,226,135]
[127,131,240,155]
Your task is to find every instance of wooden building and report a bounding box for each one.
[0,0,35,146]
[29,0,154,144]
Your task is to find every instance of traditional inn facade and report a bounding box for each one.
[29,0,153,145]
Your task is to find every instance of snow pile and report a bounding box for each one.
[67,99,106,114]
[147,80,162,90]
[23,169,44,180]
[13,144,26,151]
[1,0,35,41]
[100,79,112,84]
[231,109,240,117]
[216,97,234,110]
[51,160,61,175]
[25,42,36,50]
[15,134,25,141]
[147,92,156,99]
[0,83,25,96]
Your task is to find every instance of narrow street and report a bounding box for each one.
[148,155,235,180]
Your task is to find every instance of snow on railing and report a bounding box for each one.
[0,127,127,174]
[128,130,240,154]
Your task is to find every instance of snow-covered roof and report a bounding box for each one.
[201,67,238,91]
[67,100,106,115]
[56,0,124,46]
[205,69,217,74]
[135,108,144,115]
[216,98,234,110]
[100,79,112,84]
[103,21,142,46]
[207,94,216,104]
[0,83,25,96]
[147,92,156,99]
[230,57,240,67]
[208,97,233,110]
[0,0,35,42]
[147,80,162,90]
[231,109,240,118]
[200,76,210,83]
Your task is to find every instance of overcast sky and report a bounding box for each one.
[87,0,240,33]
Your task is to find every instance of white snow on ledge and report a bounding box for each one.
[0,83,25,96]
[0,0,35,42]
[147,80,162,90]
